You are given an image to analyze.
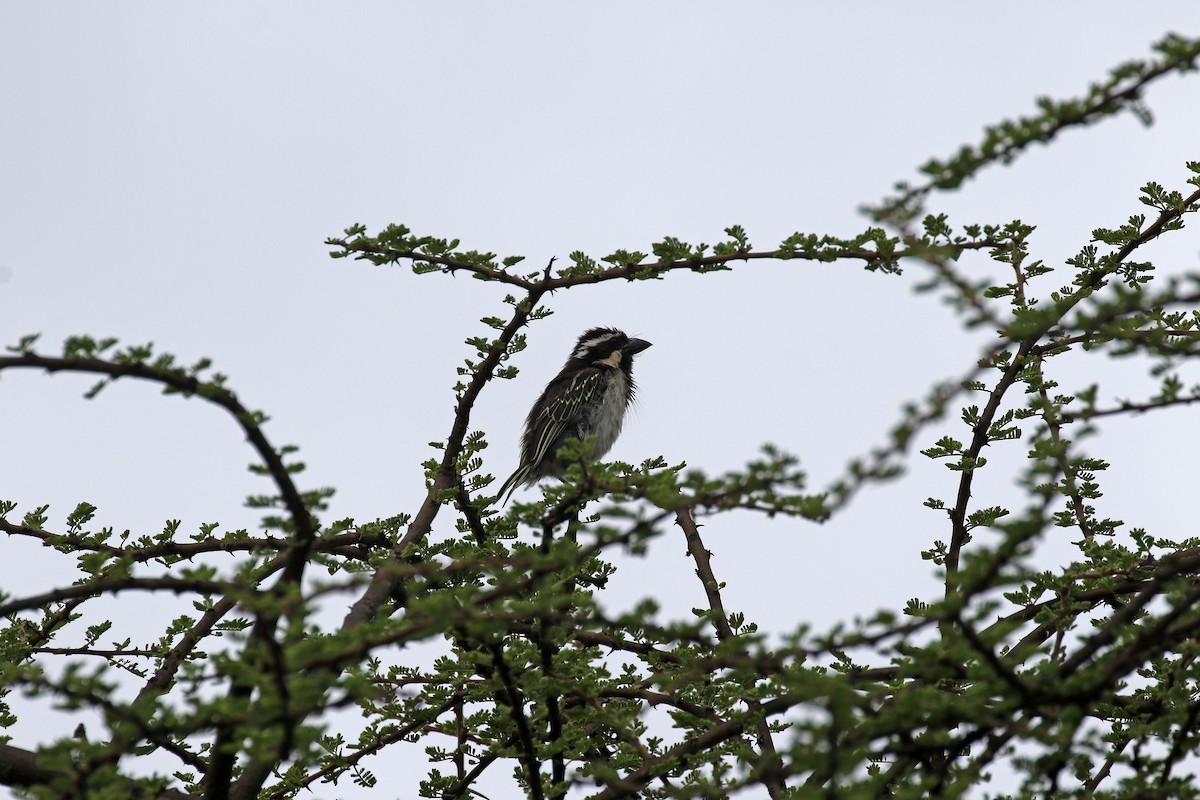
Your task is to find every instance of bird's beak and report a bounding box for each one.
[622,338,652,355]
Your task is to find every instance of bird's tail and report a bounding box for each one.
[496,466,530,506]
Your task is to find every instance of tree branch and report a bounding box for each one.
[675,506,787,800]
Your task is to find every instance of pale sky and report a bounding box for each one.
[2,5,1199,798]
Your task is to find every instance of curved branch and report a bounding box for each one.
[0,519,389,563]
[0,353,318,586]
[870,34,1200,218]
[0,743,195,799]
[0,575,229,617]
[328,236,1004,293]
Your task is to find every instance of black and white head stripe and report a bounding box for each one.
[570,328,627,361]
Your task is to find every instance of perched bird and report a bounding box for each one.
[497,327,652,504]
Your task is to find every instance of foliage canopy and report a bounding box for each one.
[2,32,1200,800]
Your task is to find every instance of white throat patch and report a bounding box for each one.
[595,349,623,368]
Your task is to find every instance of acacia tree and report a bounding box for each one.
[2,32,1200,800]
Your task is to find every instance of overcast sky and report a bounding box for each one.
[3,5,1199,798]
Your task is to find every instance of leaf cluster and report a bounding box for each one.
[2,31,1200,800]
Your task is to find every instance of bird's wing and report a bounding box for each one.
[527,368,603,468]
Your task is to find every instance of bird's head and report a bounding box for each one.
[569,327,652,371]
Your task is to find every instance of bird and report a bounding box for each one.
[497,327,652,504]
